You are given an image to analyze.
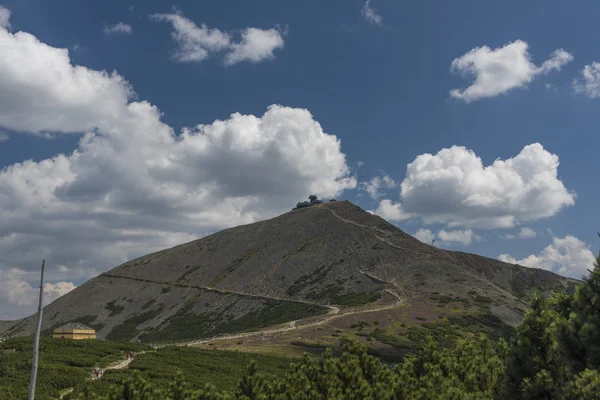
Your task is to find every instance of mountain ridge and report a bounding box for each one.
[0,201,576,345]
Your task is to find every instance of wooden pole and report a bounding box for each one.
[28,260,45,400]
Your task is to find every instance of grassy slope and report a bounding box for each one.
[0,337,147,400]
[138,301,328,343]
[70,346,293,396]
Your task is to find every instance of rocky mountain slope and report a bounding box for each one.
[1,201,576,345]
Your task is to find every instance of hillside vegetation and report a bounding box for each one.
[1,202,575,345]
[62,247,600,399]
[0,338,147,400]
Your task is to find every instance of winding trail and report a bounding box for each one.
[59,352,147,399]
[169,299,404,348]
[101,273,336,312]
[104,206,417,349]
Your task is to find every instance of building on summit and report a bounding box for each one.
[293,195,337,210]
[53,323,96,340]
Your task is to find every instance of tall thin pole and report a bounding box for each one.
[28,260,45,400]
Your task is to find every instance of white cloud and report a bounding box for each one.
[362,0,383,26]
[0,28,134,134]
[0,24,355,319]
[150,11,230,62]
[537,49,573,74]
[0,5,10,30]
[360,174,396,199]
[373,143,575,228]
[0,269,75,320]
[225,28,284,66]
[413,227,480,246]
[372,199,413,221]
[573,62,600,98]
[499,235,596,279]
[518,227,537,238]
[0,131,8,142]
[103,22,132,35]
[151,11,284,65]
[414,228,435,244]
[450,40,573,102]
[502,227,537,240]
[438,229,480,245]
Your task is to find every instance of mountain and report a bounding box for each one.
[0,201,576,350]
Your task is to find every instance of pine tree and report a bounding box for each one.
[555,234,600,373]
[501,292,565,399]
[565,368,600,400]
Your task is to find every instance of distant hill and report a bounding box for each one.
[0,201,576,346]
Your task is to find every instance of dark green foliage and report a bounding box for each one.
[474,295,493,304]
[141,299,157,310]
[178,264,202,282]
[565,368,600,400]
[12,236,600,399]
[372,327,417,350]
[69,346,291,397]
[430,294,470,305]
[105,300,125,316]
[502,293,566,399]
[65,335,508,400]
[331,291,382,306]
[140,301,327,343]
[106,308,164,341]
[70,315,105,332]
[554,250,600,373]
[0,337,146,400]
[210,301,327,336]
[286,259,345,296]
[448,313,516,340]
[307,284,381,307]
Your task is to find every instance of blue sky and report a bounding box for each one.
[0,0,598,319]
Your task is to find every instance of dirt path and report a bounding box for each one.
[102,273,335,313]
[90,351,147,380]
[106,205,414,350]
[171,300,403,348]
[59,352,147,399]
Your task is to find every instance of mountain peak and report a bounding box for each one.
[0,201,574,344]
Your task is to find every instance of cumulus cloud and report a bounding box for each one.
[413,228,480,246]
[0,269,76,320]
[0,28,134,134]
[372,199,413,221]
[573,62,600,98]
[414,228,435,244]
[373,143,575,228]
[450,40,573,102]
[0,5,10,30]
[437,229,480,245]
[499,235,596,279]
[151,11,284,65]
[150,12,230,62]
[503,227,537,240]
[362,0,383,26]
[103,22,132,35]
[225,28,284,65]
[0,24,355,319]
[360,175,396,199]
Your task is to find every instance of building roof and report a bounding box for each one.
[54,322,95,331]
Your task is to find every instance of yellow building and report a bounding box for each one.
[53,322,96,340]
